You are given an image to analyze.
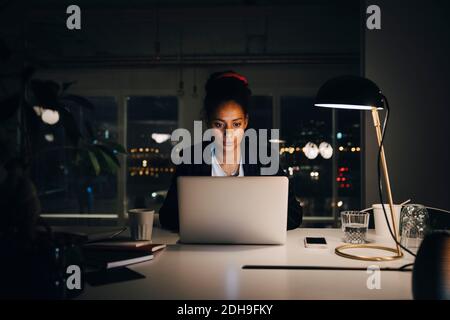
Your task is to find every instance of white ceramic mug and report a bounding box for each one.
[372,204,402,243]
[128,209,155,241]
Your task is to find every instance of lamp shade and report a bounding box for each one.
[315,76,384,110]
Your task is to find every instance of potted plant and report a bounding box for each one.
[0,65,127,298]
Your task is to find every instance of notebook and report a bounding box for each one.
[85,241,166,253]
[83,249,154,269]
[83,242,166,269]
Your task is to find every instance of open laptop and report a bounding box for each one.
[177,176,288,245]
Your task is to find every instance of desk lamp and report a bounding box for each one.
[315,75,402,261]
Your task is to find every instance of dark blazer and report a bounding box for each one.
[159,143,303,231]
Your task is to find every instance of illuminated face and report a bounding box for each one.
[209,101,248,153]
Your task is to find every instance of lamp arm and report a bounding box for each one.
[375,95,417,258]
[372,107,400,253]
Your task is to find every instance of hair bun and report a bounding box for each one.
[215,72,248,85]
[203,70,252,121]
[205,70,249,93]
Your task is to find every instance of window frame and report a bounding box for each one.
[39,84,363,227]
[267,87,363,225]
[39,88,180,226]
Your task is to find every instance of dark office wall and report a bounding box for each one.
[364,0,450,210]
[0,2,361,152]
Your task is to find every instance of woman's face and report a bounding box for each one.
[209,101,248,153]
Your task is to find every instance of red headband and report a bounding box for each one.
[216,72,248,85]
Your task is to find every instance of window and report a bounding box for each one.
[37,96,119,215]
[248,96,273,131]
[126,96,178,213]
[36,91,361,227]
[335,109,362,213]
[280,96,362,224]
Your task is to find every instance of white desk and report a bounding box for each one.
[79,228,415,300]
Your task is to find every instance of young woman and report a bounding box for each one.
[159,70,303,230]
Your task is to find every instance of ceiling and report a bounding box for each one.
[4,0,358,10]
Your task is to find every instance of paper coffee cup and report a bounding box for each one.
[128,209,155,241]
[372,204,402,243]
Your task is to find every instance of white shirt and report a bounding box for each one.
[211,147,244,177]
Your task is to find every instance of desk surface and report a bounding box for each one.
[79,228,415,300]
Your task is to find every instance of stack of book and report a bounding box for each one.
[83,241,166,269]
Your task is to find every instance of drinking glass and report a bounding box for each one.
[400,204,429,250]
[341,211,370,244]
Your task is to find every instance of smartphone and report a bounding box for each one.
[304,237,328,248]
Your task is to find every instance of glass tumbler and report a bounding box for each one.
[341,211,370,244]
[400,204,429,250]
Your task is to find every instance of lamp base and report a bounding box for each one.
[335,243,404,261]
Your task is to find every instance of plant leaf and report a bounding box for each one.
[97,147,120,174]
[75,148,95,176]
[59,107,81,146]
[96,144,121,167]
[87,149,100,176]
[102,140,127,154]
[86,144,119,175]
